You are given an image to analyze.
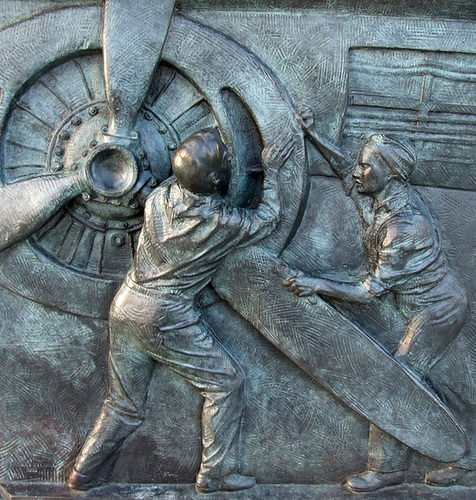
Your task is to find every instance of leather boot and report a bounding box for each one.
[195,472,256,494]
[345,470,405,492]
[425,466,476,487]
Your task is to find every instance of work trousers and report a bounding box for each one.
[73,284,244,481]
[368,274,467,472]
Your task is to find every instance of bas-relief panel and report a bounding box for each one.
[0,1,476,498]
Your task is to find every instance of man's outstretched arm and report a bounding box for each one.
[229,133,295,246]
[254,133,295,224]
[217,133,295,248]
[0,173,84,252]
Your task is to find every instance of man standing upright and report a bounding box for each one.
[68,128,294,494]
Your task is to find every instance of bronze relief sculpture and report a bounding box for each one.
[0,1,476,498]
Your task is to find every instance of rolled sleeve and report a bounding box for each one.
[364,215,438,296]
[218,204,278,248]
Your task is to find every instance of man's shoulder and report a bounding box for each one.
[146,177,175,207]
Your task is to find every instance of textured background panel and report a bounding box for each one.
[0,287,107,482]
[1,1,476,491]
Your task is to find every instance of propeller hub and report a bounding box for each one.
[45,101,175,220]
[85,143,138,198]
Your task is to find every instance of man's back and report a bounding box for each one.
[131,177,276,300]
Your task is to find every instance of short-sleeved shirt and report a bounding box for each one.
[344,180,448,304]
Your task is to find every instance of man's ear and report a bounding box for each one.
[209,172,220,186]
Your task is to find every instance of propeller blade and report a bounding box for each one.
[102,0,176,141]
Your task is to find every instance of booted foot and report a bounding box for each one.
[425,466,476,487]
[67,469,101,491]
[195,472,256,494]
[345,470,405,493]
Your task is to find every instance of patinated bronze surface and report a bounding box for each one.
[1,1,476,498]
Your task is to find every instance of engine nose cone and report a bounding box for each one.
[85,144,138,198]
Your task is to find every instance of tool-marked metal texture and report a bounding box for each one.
[0,1,476,498]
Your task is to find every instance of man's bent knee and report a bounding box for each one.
[104,396,146,429]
